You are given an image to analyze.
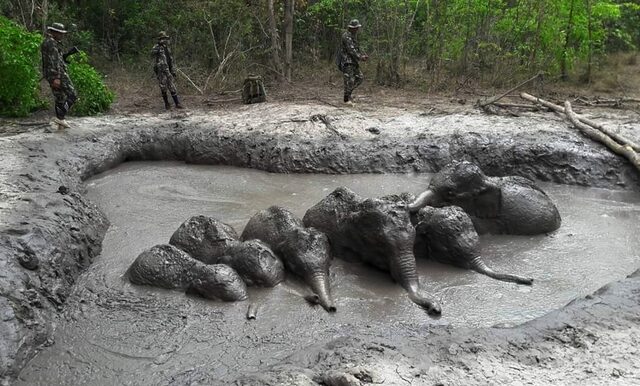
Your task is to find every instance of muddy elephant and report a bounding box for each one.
[409,160,561,235]
[218,239,285,287]
[241,206,336,312]
[414,206,533,285]
[169,215,239,264]
[303,187,441,316]
[127,244,248,301]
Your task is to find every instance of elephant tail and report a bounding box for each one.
[307,273,336,313]
[470,257,533,285]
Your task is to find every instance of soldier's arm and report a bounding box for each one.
[343,34,361,61]
[166,47,175,75]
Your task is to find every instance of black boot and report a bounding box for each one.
[162,92,171,110]
[172,94,184,109]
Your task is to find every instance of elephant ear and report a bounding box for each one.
[469,184,502,219]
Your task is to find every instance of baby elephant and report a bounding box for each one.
[414,206,533,285]
[241,206,336,312]
[127,244,248,301]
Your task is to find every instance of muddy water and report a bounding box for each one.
[18,162,640,385]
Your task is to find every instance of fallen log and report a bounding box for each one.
[521,92,640,152]
[564,101,640,173]
[493,102,541,110]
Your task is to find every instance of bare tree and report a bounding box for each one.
[284,0,294,81]
[267,0,284,80]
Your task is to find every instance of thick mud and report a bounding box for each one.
[1,102,640,385]
[15,162,640,385]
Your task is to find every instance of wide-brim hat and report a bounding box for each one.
[158,31,170,39]
[348,19,362,28]
[47,23,67,33]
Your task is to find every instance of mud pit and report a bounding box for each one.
[2,102,640,385]
[14,161,640,385]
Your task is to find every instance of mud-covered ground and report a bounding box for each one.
[1,94,640,385]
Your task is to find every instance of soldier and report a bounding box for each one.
[151,31,184,110]
[41,22,77,129]
[338,19,368,105]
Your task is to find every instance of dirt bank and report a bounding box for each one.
[1,100,639,384]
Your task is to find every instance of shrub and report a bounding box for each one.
[67,51,114,115]
[0,16,43,117]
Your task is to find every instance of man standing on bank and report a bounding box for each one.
[339,19,368,105]
[152,31,184,110]
[41,22,77,129]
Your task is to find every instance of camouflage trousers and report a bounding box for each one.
[156,70,178,95]
[342,64,363,101]
[50,73,77,119]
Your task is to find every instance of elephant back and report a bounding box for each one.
[241,206,303,249]
[169,215,239,264]
[495,177,561,235]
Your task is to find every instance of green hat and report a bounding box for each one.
[47,23,67,34]
[158,31,170,39]
[348,19,362,28]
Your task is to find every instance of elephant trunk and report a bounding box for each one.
[469,257,533,285]
[408,190,438,212]
[393,252,441,315]
[306,273,336,313]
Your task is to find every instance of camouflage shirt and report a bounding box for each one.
[152,43,174,74]
[41,35,66,82]
[340,30,362,67]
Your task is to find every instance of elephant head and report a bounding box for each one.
[409,160,561,235]
[304,187,441,316]
[414,206,533,285]
[127,244,248,301]
[241,206,336,312]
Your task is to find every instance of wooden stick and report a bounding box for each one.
[478,72,541,108]
[521,92,640,152]
[177,68,203,95]
[564,101,640,172]
[493,102,541,110]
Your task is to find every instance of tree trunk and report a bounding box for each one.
[284,0,294,82]
[267,0,283,80]
[561,0,575,81]
[584,0,593,82]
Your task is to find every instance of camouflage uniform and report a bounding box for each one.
[41,34,77,120]
[152,35,182,109]
[339,30,364,102]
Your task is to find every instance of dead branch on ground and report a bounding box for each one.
[564,101,640,172]
[177,69,203,94]
[310,114,347,140]
[520,92,640,152]
[477,72,542,108]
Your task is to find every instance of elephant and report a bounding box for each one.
[408,160,561,235]
[241,206,336,312]
[414,206,533,285]
[218,239,285,287]
[303,187,441,316]
[170,215,239,264]
[127,244,248,301]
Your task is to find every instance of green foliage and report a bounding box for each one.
[0,16,43,117]
[67,51,114,115]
